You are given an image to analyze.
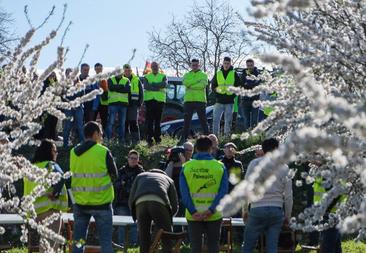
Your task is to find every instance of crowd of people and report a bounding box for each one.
[12,56,343,253]
[26,120,345,253]
[36,56,267,147]
[26,121,258,252]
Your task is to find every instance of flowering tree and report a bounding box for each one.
[220,0,366,239]
[149,0,251,76]
[0,5,124,251]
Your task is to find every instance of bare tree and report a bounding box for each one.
[0,7,15,56]
[149,0,251,76]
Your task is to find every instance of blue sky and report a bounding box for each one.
[2,0,251,71]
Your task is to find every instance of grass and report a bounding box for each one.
[6,240,366,253]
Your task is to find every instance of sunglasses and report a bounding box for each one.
[128,156,138,160]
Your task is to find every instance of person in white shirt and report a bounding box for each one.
[241,138,293,253]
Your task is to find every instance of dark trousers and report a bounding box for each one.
[43,114,58,140]
[126,105,140,143]
[183,102,209,139]
[145,100,164,143]
[321,227,342,253]
[188,219,222,253]
[84,103,94,123]
[96,104,108,131]
[136,201,173,253]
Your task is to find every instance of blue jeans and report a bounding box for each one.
[238,101,259,131]
[106,105,127,142]
[72,205,114,253]
[321,226,342,253]
[242,207,284,253]
[63,107,84,147]
[114,206,138,246]
[213,103,233,136]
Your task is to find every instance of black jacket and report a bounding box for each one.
[128,169,178,220]
[211,66,241,104]
[72,140,118,209]
[241,67,261,103]
[221,156,244,193]
[114,164,144,207]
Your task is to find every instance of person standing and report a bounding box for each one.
[242,138,293,253]
[129,169,178,253]
[70,121,118,253]
[239,59,261,130]
[221,142,244,193]
[114,149,144,246]
[41,72,59,140]
[63,68,84,148]
[92,63,109,131]
[24,139,68,253]
[313,174,346,253]
[165,142,193,217]
[106,72,130,144]
[180,135,228,253]
[208,134,224,160]
[123,64,143,145]
[78,63,94,123]
[182,59,209,141]
[143,62,167,145]
[211,57,241,136]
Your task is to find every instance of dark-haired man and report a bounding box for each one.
[239,59,261,130]
[182,59,209,141]
[106,70,131,144]
[211,57,241,136]
[70,121,118,253]
[78,63,93,123]
[63,67,85,148]
[180,135,228,253]
[92,63,109,131]
[242,138,293,253]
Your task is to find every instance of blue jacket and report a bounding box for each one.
[180,152,228,214]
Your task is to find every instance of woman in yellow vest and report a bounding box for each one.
[23,139,68,253]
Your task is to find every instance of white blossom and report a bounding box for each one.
[221,0,366,237]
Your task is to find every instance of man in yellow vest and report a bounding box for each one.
[143,61,167,145]
[211,57,241,136]
[106,71,130,144]
[180,135,228,253]
[70,121,118,253]
[182,59,209,142]
[123,64,144,144]
[313,176,346,253]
